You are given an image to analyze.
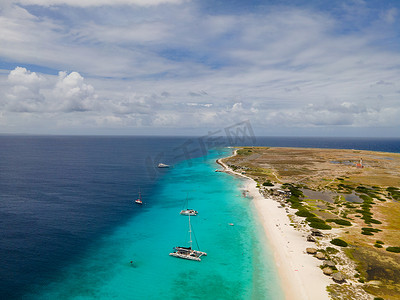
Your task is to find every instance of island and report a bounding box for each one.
[218,147,400,300]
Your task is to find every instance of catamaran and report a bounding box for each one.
[169,215,207,261]
[180,193,198,216]
[135,190,142,204]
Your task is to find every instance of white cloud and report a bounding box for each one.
[3,67,98,113]
[1,2,400,135]
[8,66,43,86]
[13,0,185,7]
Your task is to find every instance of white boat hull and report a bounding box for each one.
[180,209,198,216]
[169,247,207,261]
[169,252,202,261]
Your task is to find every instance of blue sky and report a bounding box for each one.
[0,0,399,136]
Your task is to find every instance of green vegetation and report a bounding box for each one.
[387,186,400,201]
[236,148,253,156]
[262,180,274,187]
[376,240,384,244]
[361,231,373,236]
[356,193,382,225]
[374,244,383,248]
[356,185,381,198]
[326,218,352,226]
[295,209,315,218]
[305,216,332,230]
[361,227,381,236]
[325,247,339,254]
[330,238,348,247]
[306,216,325,223]
[386,247,400,253]
[344,203,356,208]
[287,196,303,209]
[310,222,332,230]
[337,183,353,190]
[282,184,304,198]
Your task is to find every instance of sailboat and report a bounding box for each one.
[180,193,198,216]
[135,189,143,204]
[169,215,207,261]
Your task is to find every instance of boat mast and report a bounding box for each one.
[188,215,192,249]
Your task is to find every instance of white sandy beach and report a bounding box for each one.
[217,155,332,300]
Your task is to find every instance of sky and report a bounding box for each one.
[0,0,399,136]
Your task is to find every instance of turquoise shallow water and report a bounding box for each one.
[27,149,283,299]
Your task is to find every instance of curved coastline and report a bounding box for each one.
[217,150,331,300]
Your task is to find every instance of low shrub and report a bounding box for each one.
[369,219,382,224]
[386,247,400,253]
[325,247,339,254]
[374,244,383,248]
[306,217,326,224]
[263,180,274,187]
[376,240,384,244]
[326,219,352,226]
[361,231,373,235]
[330,238,348,247]
[295,210,315,218]
[387,187,400,201]
[361,227,382,236]
[309,222,332,230]
[361,227,381,233]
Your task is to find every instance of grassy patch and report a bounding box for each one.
[330,238,348,247]
[236,148,253,156]
[351,245,400,299]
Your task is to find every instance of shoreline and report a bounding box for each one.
[217,152,331,300]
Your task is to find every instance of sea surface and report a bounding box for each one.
[1,136,399,299]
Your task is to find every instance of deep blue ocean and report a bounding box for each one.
[1,136,399,299]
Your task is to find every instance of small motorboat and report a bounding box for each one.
[158,163,170,168]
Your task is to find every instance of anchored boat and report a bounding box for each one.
[170,215,207,261]
[180,193,198,216]
[135,189,143,204]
